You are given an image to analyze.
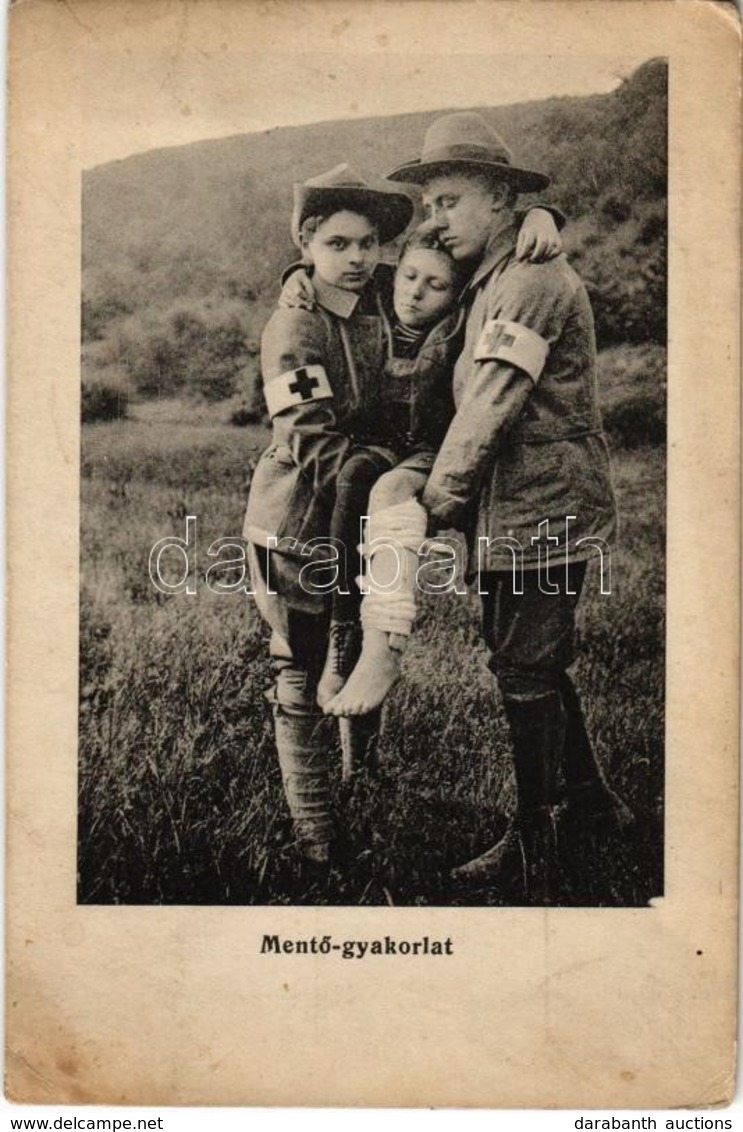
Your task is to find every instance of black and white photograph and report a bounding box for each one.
[79,52,667,908]
[6,0,739,1110]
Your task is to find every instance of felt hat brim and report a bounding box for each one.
[387,156,549,194]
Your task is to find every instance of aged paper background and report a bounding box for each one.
[5,0,741,1108]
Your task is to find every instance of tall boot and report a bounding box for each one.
[273,706,334,864]
[558,673,633,833]
[451,691,564,904]
[505,692,564,903]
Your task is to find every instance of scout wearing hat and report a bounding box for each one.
[388,110,550,192]
[243,164,415,866]
[290,163,414,247]
[384,113,629,902]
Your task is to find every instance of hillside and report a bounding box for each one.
[82,58,667,407]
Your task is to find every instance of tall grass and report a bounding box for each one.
[78,381,664,906]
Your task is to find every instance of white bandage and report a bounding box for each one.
[264,365,333,419]
[358,498,427,636]
[474,319,549,382]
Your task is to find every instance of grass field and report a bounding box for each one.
[78,368,665,907]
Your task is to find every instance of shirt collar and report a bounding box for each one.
[313,274,362,319]
[281,261,388,319]
[465,221,520,294]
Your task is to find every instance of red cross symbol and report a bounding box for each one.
[289,368,320,401]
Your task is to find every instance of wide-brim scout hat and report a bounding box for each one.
[291,163,414,247]
[387,112,549,194]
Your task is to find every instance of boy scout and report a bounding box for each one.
[243,164,415,866]
[388,112,628,902]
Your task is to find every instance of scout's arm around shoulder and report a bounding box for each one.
[278,267,316,311]
[421,319,549,529]
[515,205,566,263]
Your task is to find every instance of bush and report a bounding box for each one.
[598,344,666,449]
[226,355,265,425]
[229,403,263,427]
[598,192,633,224]
[81,366,131,423]
[569,200,667,348]
[112,300,256,401]
[602,392,665,449]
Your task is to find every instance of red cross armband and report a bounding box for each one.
[473,319,549,383]
[263,365,334,418]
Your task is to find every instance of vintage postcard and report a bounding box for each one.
[5,0,741,1108]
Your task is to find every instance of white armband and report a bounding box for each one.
[263,365,334,419]
[474,319,549,383]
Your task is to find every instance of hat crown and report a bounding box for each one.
[290,163,414,247]
[386,112,548,193]
[302,163,373,193]
[422,112,513,165]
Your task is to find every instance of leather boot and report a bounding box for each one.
[450,808,558,902]
[316,620,362,709]
[563,778,634,835]
[502,691,564,904]
[558,674,633,834]
[449,824,524,890]
[517,806,558,904]
[273,706,334,864]
[451,692,564,903]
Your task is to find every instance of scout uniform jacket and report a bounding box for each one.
[243,266,460,555]
[422,223,617,571]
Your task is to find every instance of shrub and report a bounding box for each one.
[598,344,666,449]
[602,392,665,449]
[569,200,667,348]
[229,403,263,427]
[112,300,256,402]
[81,366,131,423]
[227,356,265,425]
[111,314,182,398]
[82,295,132,343]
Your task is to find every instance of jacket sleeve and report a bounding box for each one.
[261,307,351,499]
[515,203,567,231]
[421,363,533,528]
[422,260,573,528]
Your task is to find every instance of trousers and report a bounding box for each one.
[248,542,328,711]
[479,561,587,698]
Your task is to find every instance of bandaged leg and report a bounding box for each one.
[267,611,335,865]
[327,496,427,717]
[273,704,334,863]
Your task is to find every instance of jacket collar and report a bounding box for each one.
[465,221,520,293]
[279,261,363,319]
[313,274,362,319]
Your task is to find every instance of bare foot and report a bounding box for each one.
[316,621,361,709]
[325,629,402,717]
